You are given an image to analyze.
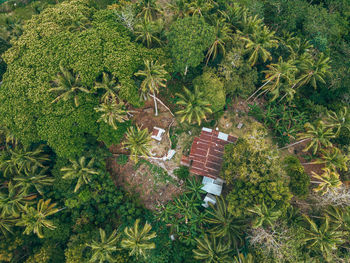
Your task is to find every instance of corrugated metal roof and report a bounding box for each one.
[188,128,237,179]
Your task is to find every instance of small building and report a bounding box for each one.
[181,127,237,179]
[181,127,237,204]
[151,127,166,141]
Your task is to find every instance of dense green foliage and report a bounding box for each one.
[0,0,162,158]
[1,0,350,262]
[283,156,310,198]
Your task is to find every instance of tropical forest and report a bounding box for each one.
[0,0,350,262]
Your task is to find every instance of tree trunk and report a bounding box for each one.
[246,78,273,102]
[149,93,174,116]
[153,91,158,116]
[278,138,309,150]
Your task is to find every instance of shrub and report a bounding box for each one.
[173,166,190,181]
[284,156,310,198]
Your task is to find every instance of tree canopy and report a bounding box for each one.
[0,0,163,157]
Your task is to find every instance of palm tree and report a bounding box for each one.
[136,0,162,22]
[49,64,90,107]
[204,196,245,248]
[13,166,54,195]
[325,206,350,233]
[254,57,298,101]
[0,181,34,217]
[121,219,156,259]
[240,25,278,66]
[233,253,254,263]
[302,215,344,261]
[240,14,263,35]
[312,168,342,195]
[325,107,350,136]
[185,177,205,201]
[135,60,168,116]
[248,201,281,228]
[87,228,120,263]
[176,86,213,126]
[123,126,152,163]
[186,0,214,17]
[93,72,120,103]
[297,121,335,155]
[0,145,49,177]
[95,101,130,130]
[134,19,163,48]
[0,215,16,236]
[312,147,349,171]
[206,18,233,64]
[296,53,331,90]
[16,199,59,238]
[61,157,99,193]
[193,234,232,263]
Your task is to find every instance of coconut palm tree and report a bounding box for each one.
[240,25,278,66]
[186,0,214,17]
[95,101,130,130]
[16,199,59,238]
[254,57,297,101]
[302,215,344,261]
[312,147,349,171]
[297,121,336,155]
[0,145,49,177]
[312,168,342,195]
[134,19,163,48]
[325,107,350,136]
[206,18,233,64]
[121,219,156,259]
[135,60,168,116]
[13,166,54,195]
[93,72,120,103]
[0,181,34,217]
[0,215,16,236]
[49,64,90,107]
[325,206,350,233]
[248,201,282,229]
[233,253,254,263]
[136,0,162,22]
[87,228,120,263]
[123,126,152,163]
[204,196,245,248]
[240,14,263,35]
[193,234,232,263]
[61,157,99,193]
[176,86,213,126]
[296,53,331,90]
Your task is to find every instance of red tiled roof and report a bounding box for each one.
[188,128,237,179]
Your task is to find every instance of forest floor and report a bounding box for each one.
[107,99,185,210]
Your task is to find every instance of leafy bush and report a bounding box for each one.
[284,156,310,198]
[167,16,215,74]
[222,126,292,216]
[193,69,225,112]
[248,103,308,146]
[0,0,162,157]
[173,166,190,181]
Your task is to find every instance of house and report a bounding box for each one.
[151,127,166,141]
[181,127,237,205]
[181,127,237,180]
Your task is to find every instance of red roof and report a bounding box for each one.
[188,128,237,179]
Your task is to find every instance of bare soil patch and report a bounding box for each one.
[107,158,183,210]
[107,99,188,210]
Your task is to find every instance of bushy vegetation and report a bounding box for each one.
[1,0,350,262]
